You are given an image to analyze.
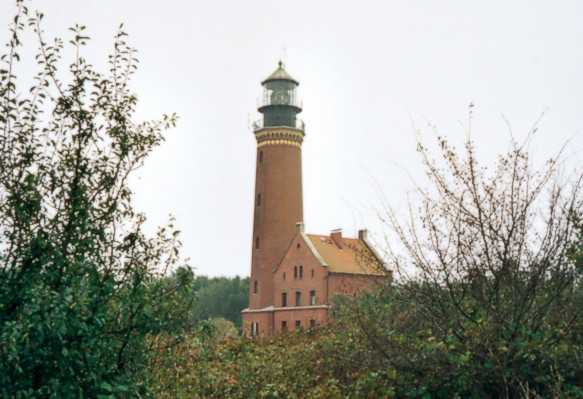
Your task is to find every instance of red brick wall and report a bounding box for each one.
[272,233,330,333]
[274,307,328,332]
[242,309,274,336]
[249,135,304,313]
[328,273,387,298]
[274,234,328,303]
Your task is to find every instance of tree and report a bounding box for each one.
[0,2,196,397]
[356,108,583,396]
[193,276,249,330]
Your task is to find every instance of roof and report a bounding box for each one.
[262,61,299,85]
[306,235,386,276]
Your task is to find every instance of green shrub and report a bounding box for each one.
[0,3,196,397]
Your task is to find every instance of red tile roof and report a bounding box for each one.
[306,235,386,276]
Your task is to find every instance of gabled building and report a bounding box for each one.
[241,63,390,336]
[270,224,386,333]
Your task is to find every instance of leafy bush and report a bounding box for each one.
[342,111,583,397]
[0,3,196,397]
[156,327,352,399]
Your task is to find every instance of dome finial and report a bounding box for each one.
[262,62,299,85]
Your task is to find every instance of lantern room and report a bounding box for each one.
[257,61,303,129]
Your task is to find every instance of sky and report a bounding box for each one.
[2,0,583,277]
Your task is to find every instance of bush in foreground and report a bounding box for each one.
[0,2,196,397]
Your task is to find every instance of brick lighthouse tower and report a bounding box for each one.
[242,62,305,335]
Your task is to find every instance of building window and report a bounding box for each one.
[257,193,261,206]
[254,280,258,294]
[255,236,259,250]
[311,268,314,278]
[297,243,300,249]
[294,265,303,279]
[282,292,287,307]
[252,322,258,336]
[310,290,316,305]
[283,272,286,281]
[259,151,263,163]
[310,319,316,328]
[295,320,301,328]
[282,320,287,331]
[296,291,301,307]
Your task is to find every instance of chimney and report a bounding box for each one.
[330,228,343,249]
[358,229,368,240]
[296,222,305,234]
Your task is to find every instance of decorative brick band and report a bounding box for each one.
[257,139,301,149]
[241,305,329,314]
[255,127,304,146]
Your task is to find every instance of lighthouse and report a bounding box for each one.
[241,63,389,336]
[243,62,305,335]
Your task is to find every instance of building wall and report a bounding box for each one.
[246,218,389,336]
[271,232,330,333]
[242,309,274,336]
[249,129,304,312]
[327,273,387,299]
[274,233,328,303]
[274,307,328,333]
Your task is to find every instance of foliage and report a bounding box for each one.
[211,317,239,340]
[193,275,249,330]
[0,2,197,397]
[160,284,583,399]
[155,326,351,399]
[364,109,583,397]
[332,285,583,398]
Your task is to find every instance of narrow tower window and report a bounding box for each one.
[282,292,287,307]
[259,151,263,163]
[254,280,258,294]
[255,236,259,250]
[257,193,261,206]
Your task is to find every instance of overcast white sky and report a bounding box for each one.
[2,0,583,277]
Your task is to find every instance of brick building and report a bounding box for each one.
[241,63,389,335]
